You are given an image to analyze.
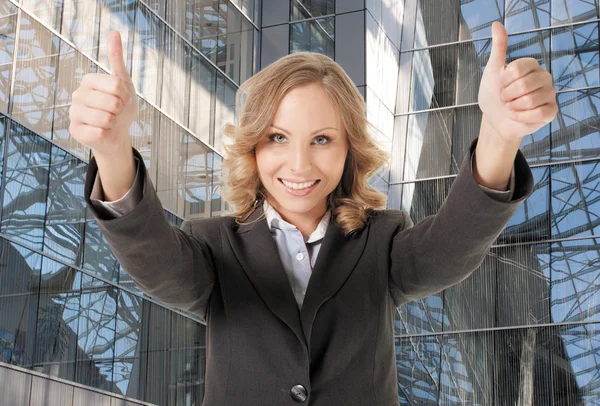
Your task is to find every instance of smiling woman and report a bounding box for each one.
[220,52,389,237]
[79,27,542,405]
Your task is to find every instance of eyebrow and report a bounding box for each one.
[270,125,339,136]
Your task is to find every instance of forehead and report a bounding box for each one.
[272,83,343,131]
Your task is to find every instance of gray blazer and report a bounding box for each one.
[83,137,533,406]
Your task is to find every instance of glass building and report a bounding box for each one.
[0,0,598,404]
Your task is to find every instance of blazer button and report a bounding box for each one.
[290,384,307,403]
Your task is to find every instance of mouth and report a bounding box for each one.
[278,178,321,196]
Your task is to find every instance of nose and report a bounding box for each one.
[289,144,312,173]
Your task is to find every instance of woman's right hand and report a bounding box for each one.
[69,30,138,156]
[69,30,139,202]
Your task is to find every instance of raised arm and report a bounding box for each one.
[84,147,217,320]
[388,137,534,306]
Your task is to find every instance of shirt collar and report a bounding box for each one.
[263,200,331,243]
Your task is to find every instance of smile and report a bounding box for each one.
[279,179,320,190]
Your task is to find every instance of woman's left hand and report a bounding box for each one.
[478,22,558,143]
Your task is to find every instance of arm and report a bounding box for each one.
[388,136,533,305]
[84,147,216,320]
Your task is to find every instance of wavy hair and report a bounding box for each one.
[220,52,389,236]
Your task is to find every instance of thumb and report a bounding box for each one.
[107,30,130,80]
[487,22,508,71]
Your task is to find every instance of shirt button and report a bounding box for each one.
[296,252,305,261]
[301,289,306,295]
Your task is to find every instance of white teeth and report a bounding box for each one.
[281,179,318,190]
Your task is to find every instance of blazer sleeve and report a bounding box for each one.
[84,147,216,319]
[388,136,534,306]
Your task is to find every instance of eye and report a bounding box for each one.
[268,133,287,143]
[314,135,331,145]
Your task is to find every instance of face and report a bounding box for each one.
[254,82,348,222]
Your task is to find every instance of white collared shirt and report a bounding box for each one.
[262,200,331,308]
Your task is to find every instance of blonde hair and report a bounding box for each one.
[220,52,389,235]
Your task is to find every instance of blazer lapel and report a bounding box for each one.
[299,216,370,348]
[223,205,307,347]
[223,205,371,351]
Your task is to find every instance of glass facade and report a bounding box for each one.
[0,0,252,404]
[376,0,600,404]
[1,0,598,404]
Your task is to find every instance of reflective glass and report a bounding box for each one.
[290,17,334,58]
[59,0,101,61]
[11,15,59,138]
[43,145,87,266]
[505,0,550,33]
[401,0,501,49]
[33,258,81,381]
[132,4,164,105]
[161,26,190,126]
[75,275,117,389]
[131,97,160,186]
[210,153,231,215]
[291,0,335,20]
[394,293,444,336]
[190,0,219,62]
[112,289,144,398]
[82,218,120,283]
[184,136,212,219]
[551,23,599,92]
[394,106,550,183]
[169,313,206,405]
[0,12,17,114]
[396,324,596,404]
[189,48,216,145]
[552,89,600,162]
[551,238,600,324]
[22,0,63,32]
[213,74,236,155]
[551,0,600,25]
[1,125,51,250]
[143,302,171,405]
[0,238,42,367]
[155,117,187,217]
[551,160,600,239]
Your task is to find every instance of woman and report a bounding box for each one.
[71,22,556,405]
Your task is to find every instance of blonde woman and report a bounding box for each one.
[71,22,556,405]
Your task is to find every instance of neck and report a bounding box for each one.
[267,197,328,239]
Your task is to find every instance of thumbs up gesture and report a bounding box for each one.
[478,22,558,142]
[69,30,138,157]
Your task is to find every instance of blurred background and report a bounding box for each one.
[0,0,597,404]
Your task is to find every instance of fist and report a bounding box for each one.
[69,31,138,157]
[478,22,558,142]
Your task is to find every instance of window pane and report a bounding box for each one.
[184,137,211,219]
[1,125,51,250]
[290,17,334,58]
[43,145,87,265]
[291,0,334,21]
[11,16,59,138]
[0,12,17,115]
[0,238,42,367]
[33,258,81,380]
[551,23,599,92]
[189,49,216,145]
[551,160,600,239]
[551,238,600,324]
[132,5,163,105]
[75,275,117,391]
[552,89,600,162]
